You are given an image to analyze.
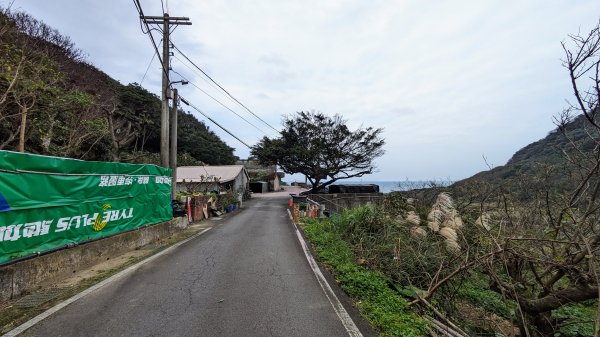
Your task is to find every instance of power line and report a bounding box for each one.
[172,43,280,134]
[172,55,270,135]
[132,0,168,83]
[139,52,156,85]
[173,55,238,108]
[134,1,192,168]
[179,95,253,149]
[171,69,268,135]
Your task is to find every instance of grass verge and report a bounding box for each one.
[300,218,429,337]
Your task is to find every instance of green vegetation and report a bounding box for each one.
[553,303,596,337]
[301,216,429,337]
[0,8,235,164]
[455,274,516,320]
[301,196,598,336]
[389,24,600,337]
[215,191,239,210]
[451,113,598,200]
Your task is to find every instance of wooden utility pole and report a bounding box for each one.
[170,88,178,199]
[141,13,191,168]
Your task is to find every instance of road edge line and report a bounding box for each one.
[287,209,363,337]
[3,227,213,337]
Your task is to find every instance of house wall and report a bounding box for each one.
[232,172,249,195]
[178,174,248,196]
[176,182,219,194]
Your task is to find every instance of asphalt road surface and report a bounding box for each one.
[21,195,370,337]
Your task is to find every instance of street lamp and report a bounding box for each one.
[168,80,188,98]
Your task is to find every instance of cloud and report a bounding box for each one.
[9,0,600,180]
[258,54,288,67]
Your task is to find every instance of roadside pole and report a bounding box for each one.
[170,88,178,199]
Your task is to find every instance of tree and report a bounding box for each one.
[389,23,600,337]
[449,22,600,336]
[177,110,236,165]
[252,111,385,191]
[0,7,236,164]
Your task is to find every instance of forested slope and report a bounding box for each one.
[0,8,235,165]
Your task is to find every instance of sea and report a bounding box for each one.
[343,180,452,193]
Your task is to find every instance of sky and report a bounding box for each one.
[4,0,600,182]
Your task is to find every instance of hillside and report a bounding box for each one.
[450,113,597,200]
[0,8,235,165]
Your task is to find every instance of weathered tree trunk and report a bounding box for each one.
[106,113,121,162]
[18,106,27,152]
[514,311,556,337]
[40,119,55,152]
[530,311,556,337]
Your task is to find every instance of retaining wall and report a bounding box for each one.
[307,193,385,214]
[0,217,188,303]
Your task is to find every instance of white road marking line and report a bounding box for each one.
[3,227,213,337]
[287,209,363,337]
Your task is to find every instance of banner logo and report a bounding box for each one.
[92,204,111,232]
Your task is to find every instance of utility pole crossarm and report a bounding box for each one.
[142,15,191,21]
[142,20,192,25]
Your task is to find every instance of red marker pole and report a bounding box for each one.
[186,197,192,221]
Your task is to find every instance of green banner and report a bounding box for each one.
[0,151,172,264]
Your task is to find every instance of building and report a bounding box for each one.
[236,159,284,192]
[176,165,249,198]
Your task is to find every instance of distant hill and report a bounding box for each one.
[450,113,597,200]
[0,8,236,165]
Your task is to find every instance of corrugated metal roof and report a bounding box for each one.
[176,165,246,183]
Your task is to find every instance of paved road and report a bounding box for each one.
[22,195,364,336]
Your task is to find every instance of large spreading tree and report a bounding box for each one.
[252,111,385,192]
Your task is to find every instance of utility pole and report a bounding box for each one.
[170,88,178,199]
[160,14,170,168]
[141,13,191,168]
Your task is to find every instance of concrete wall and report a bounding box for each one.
[0,217,188,303]
[307,193,385,214]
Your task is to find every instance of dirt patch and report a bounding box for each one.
[56,249,152,288]
[457,301,518,336]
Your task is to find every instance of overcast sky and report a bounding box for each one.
[5,0,600,181]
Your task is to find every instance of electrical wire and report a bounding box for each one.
[172,43,280,134]
[173,55,246,112]
[132,0,169,87]
[171,68,268,135]
[173,55,234,103]
[140,52,156,85]
[179,95,253,149]
[133,1,255,151]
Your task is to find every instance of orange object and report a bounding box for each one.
[289,198,293,207]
